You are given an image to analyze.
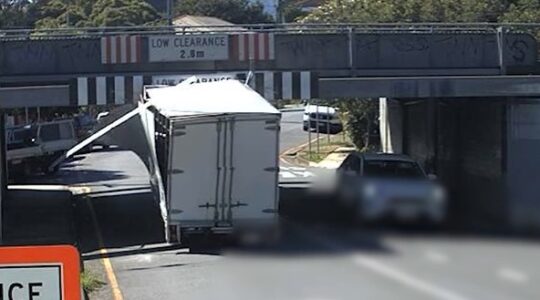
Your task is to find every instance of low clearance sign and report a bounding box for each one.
[0,245,80,300]
[149,35,229,62]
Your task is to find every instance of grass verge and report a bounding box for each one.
[81,270,106,294]
[298,132,354,163]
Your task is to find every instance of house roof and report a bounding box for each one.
[172,15,242,32]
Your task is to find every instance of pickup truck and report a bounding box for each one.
[6,119,77,179]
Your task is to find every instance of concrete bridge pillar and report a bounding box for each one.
[379,97,403,154]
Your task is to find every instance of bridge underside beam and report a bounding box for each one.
[0,86,70,108]
[319,75,540,99]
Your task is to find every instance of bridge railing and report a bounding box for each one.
[1,23,539,40]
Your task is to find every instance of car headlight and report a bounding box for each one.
[431,187,446,204]
[363,184,377,198]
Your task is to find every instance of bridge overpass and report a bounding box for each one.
[0,24,538,107]
[2,23,540,233]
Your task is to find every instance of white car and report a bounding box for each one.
[303,105,343,134]
[337,152,446,224]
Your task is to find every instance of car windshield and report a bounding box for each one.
[363,160,425,179]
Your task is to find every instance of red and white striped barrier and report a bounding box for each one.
[101,35,142,64]
[230,33,275,61]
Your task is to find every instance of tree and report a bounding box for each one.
[34,0,91,28]
[0,0,32,28]
[300,0,515,23]
[34,0,162,28]
[335,99,379,151]
[90,0,162,26]
[175,0,273,24]
[277,0,309,23]
[500,0,540,23]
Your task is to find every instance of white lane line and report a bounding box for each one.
[292,224,470,300]
[425,250,449,264]
[280,171,296,178]
[497,268,529,284]
[353,255,470,300]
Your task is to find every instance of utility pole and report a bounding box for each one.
[167,0,174,26]
[276,0,285,23]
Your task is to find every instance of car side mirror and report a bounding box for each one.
[427,174,437,180]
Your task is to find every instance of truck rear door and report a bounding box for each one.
[167,120,223,225]
[225,116,279,223]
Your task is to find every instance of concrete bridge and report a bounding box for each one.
[0,24,538,107]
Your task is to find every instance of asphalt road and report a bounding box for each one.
[278,109,331,184]
[280,109,308,154]
[85,225,540,300]
[41,110,540,300]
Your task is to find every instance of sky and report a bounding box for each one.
[252,0,278,18]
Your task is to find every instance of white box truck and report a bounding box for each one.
[144,80,281,243]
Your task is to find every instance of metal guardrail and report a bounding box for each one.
[1,23,538,40]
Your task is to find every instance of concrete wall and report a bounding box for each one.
[0,85,70,108]
[0,39,102,75]
[275,34,349,70]
[447,100,505,228]
[0,32,535,76]
[355,33,536,69]
[507,101,540,230]
[403,100,436,172]
[398,98,506,229]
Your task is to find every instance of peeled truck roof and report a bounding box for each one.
[146,79,280,117]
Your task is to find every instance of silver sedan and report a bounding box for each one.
[337,153,446,224]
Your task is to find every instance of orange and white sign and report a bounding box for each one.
[0,245,80,300]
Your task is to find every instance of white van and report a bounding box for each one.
[303,105,343,134]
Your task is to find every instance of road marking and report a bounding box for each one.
[353,256,470,300]
[425,250,449,264]
[280,171,296,178]
[279,166,315,179]
[290,224,470,300]
[87,197,124,300]
[282,166,306,171]
[497,268,529,284]
[279,169,315,179]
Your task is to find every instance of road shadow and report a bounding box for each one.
[180,184,394,257]
[2,188,76,246]
[77,190,166,254]
[26,169,128,186]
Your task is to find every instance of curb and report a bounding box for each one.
[279,136,327,167]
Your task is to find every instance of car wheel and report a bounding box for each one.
[354,201,367,226]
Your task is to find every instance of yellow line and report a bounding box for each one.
[87,198,124,300]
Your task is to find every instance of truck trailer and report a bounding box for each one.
[144,80,281,243]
